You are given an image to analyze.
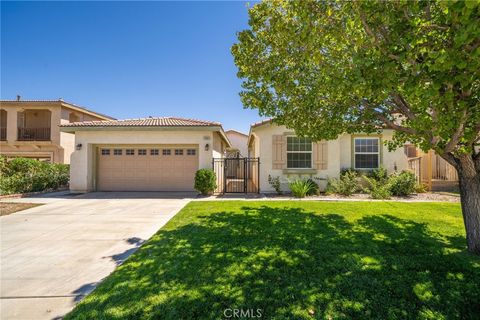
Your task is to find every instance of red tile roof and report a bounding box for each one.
[61,117,221,128]
[250,118,273,128]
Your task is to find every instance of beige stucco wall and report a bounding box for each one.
[69,129,219,192]
[248,133,260,158]
[22,110,51,128]
[212,132,226,158]
[338,130,408,172]
[226,131,248,156]
[59,132,75,164]
[251,123,408,193]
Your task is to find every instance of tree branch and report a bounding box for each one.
[425,2,431,20]
[444,109,468,153]
[374,111,419,135]
[390,92,417,121]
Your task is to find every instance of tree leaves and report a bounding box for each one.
[232,0,480,156]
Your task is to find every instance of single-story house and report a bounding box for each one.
[248,119,409,192]
[225,129,248,157]
[60,117,230,192]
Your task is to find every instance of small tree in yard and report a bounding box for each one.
[232,1,480,253]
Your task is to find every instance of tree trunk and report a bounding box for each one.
[456,155,480,255]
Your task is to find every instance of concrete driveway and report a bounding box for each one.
[0,192,193,320]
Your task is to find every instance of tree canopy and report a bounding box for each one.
[232,0,479,158]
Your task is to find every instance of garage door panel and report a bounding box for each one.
[97,146,198,191]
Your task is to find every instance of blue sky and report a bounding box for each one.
[1,1,262,133]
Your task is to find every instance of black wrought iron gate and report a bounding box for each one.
[212,157,260,193]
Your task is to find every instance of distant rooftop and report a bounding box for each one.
[0,98,115,120]
[225,129,248,136]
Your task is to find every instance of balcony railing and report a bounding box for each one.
[17,127,51,141]
[0,128,6,141]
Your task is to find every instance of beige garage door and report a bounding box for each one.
[97,145,199,191]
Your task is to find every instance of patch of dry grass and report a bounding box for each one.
[0,202,42,216]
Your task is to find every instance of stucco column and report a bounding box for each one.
[6,107,18,143]
[49,107,61,145]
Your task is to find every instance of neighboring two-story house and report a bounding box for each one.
[0,99,114,163]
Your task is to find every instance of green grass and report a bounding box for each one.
[66,201,480,320]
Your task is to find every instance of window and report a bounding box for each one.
[150,149,159,156]
[175,149,184,156]
[287,136,312,168]
[126,149,135,155]
[162,149,171,156]
[113,149,122,156]
[354,138,380,169]
[101,149,110,156]
[138,149,147,155]
[404,144,417,158]
[187,149,196,156]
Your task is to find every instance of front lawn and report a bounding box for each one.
[67,201,480,320]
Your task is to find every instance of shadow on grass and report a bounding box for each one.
[67,205,480,320]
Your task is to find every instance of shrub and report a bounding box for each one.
[368,166,389,183]
[268,175,282,194]
[415,183,428,193]
[306,178,320,195]
[389,171,417,196]
[340,168,361,176]
[289,179,317,198]
[0,157,69,195]
[363,176,392,199]
[194,169,216,195]
[325,170,359,196]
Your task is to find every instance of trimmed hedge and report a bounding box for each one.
[0,157,69,195]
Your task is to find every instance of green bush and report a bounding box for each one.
[289,179,317,198]
[363,170,417,199]
[367,166,389,183]
[194,169,216,195]
[268,175,282,194]
[363,176,392,199]
[389,171,417,196]
[340,168,361,176]
[415,183,428,193]
[325,170,360,196]
[0,157,69,195]
[306,178,320,195]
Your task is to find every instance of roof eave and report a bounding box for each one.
[60,102,115,120]
[61,125,232,148]
[61,124,222,132]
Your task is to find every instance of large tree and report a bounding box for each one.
[232,0,480,253]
